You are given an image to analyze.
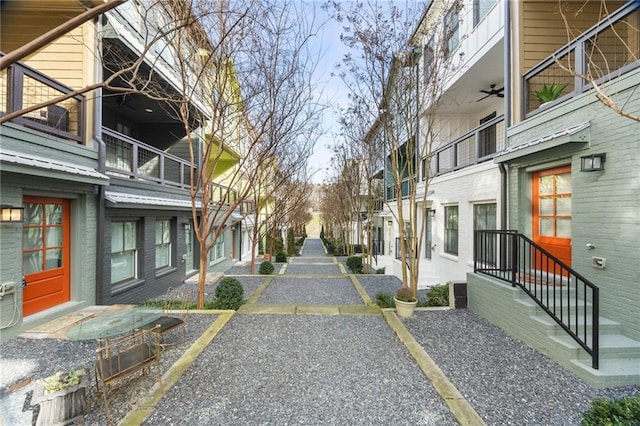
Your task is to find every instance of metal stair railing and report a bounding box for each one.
[474,230,599,369]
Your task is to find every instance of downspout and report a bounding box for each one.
[500,0,512,230]
[94,16,106,305]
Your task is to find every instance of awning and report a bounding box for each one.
[105,191,200,210]
[0,149,109,185]
[494,122,590,163]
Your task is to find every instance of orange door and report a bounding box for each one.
[22,197,70,316]
[532,166,572,268]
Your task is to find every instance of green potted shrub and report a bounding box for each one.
[394,287,417,318]
[534,82,568,104]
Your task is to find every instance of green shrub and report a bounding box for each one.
[395,287,416,302]
[287,228,296,256]
[425,283,449,307]
[259,260,275,275]
[210,277,244,310]
[275,252,287,263]
[374,292,395,308]
[273,236,284,255]
[346,256,363,274]
[581,396,640,426]
[376,267,385,275]
[320,225,324,239]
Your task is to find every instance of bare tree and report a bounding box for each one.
[325,0,462,297]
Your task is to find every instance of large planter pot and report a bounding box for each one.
[394,298,418,318]
[32,370,89,426]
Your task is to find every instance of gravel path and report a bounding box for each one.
[144,314,457,425]
[258,276,363,304]
[403,309,640,425]
[284,263,342,275]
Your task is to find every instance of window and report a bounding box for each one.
[111,221,138,284]
[209,231,225,262]
[155,219,172,269]
[444,3,460,58]
[473,0,497,27]
[425,212,433,259]
[444,205,459,255]
[474,203,497,265]
[423,36,435,85]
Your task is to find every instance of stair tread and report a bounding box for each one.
[572,358,640,376]
[551,333,640,349]
[532,315,619,327]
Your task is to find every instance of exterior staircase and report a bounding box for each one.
[469,274,640,388]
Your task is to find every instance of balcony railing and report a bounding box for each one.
[474,230,599,369]
[0,55,85,143]
[103,127,193,189]
[427,114,505,178]
[523,3,639,116]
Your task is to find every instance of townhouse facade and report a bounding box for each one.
[372,0,639,387]
[0,0,251,341]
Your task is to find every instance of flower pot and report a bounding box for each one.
[32,370,89,426]
[394,297,417,318]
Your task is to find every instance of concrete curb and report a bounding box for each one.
[382,310,486,426]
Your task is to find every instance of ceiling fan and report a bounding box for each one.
[476,84,504,102]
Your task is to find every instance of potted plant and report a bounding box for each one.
[32,369,89,426]
[394,287,418,318]
[534,82,568,105]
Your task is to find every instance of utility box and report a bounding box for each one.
[449,281,467,309]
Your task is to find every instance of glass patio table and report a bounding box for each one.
[65,307,162,341]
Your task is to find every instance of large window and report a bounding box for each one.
[111,221,138,284]
[474,203,497,265]
[444,205,459,255]
[155,219,172,269]
[209,231,225,262]
[473,0,498,26]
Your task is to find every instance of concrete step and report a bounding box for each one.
[570,358,640,388]
[514,296,593,316]
[549,333,640,360]
[531,314,621,336]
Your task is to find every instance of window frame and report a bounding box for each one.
[155,219,173,270]
[444,2,461,58]
[110,220,139,285]
[473,202,497,266]
[444,205,459,255]
[425,211,433,259]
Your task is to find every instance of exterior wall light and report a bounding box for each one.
[183,222,191,231]
[580,153,606,172]
[430,209,436,217]
[1,206,25,223]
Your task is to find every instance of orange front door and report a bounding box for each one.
[532,166,572,268]
[22,197,70,316]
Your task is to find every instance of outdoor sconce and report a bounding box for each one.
[1,206,25,223]
[182,222,191,231]
[580,153,606,172]
[429,209,436,218]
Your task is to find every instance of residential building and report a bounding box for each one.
[467,1,640,387]
[0,0,250,341]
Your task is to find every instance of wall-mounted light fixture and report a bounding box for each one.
[183,222,191,231]
[429,209,436,218]
[1,206,25,223]
[580,153,606,172]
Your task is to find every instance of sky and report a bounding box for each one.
[305,2,351,184]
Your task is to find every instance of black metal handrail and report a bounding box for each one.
[474,229,599,369]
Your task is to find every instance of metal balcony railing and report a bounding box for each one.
[1,55,85,143]
[103,127,193,189]
[474,230,599,369]
[523,3,639,116]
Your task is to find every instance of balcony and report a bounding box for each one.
[103,127,194,189]
[523,3,639,116]
[428,114,505,177]
[0,56,85,143]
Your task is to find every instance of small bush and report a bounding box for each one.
[376,267,385,275]
[275,252,287,262]
[395,287,416,302]
[425,283,449,307]
[211,277,244,310]
[346,256,363,274]
[259,260,275,275]
[374,292,395,308]
[581,396,640,426]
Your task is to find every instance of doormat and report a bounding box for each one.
[25,312,96,334]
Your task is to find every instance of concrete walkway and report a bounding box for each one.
[121,238,484,425]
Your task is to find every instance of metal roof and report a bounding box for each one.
[105,192,200,209]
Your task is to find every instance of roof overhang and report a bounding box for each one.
[494,122,590,163]
[0,149,109,185]
[205,136,241,179]
[105,191,200,210]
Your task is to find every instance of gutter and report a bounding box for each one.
[94,16,107,305]
[500,0,511,230]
